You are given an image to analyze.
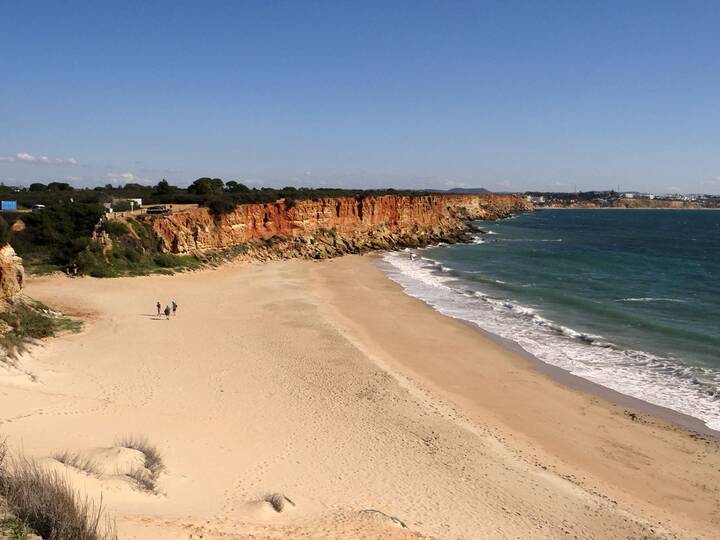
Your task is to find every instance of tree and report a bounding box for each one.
[154,179,177,196]
[47,182,72,191]
[29,183,48,192]
[225,181,250,193]
[188,177,224,195]
[122,183,145,190]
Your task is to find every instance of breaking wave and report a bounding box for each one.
[380,251,720,431]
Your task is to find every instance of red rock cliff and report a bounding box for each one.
[146,194,531,259]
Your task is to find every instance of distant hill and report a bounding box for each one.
[425,187,493,194]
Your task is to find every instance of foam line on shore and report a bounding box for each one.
[380,251,720,431]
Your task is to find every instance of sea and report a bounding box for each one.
[380,209,720,431]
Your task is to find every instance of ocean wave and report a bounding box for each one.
[380,251,720,431]
[617,297,688,303]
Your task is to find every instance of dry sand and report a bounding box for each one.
[1,255,718,539]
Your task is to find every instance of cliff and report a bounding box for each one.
[0,245,25,298]
[146,194,531,260]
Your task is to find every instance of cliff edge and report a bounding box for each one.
[146,194,531,260]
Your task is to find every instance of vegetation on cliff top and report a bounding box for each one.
[0,179,422,213]
[4,206,104,275]
[1,179,429,275]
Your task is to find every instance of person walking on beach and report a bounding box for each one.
[172,300,178,316]
[156,301,161,317]
[164,305,171,320]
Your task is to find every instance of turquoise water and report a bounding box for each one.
[381,209,720,430]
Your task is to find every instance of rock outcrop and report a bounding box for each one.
[145,194,531,260]
[0,244,25,298]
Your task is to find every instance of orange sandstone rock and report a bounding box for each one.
[147,194,531,258]
[0,244,25,297]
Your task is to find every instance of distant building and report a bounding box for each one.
[527,195,545,204]
[111,198,142,211]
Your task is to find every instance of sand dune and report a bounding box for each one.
[0,256,718,539]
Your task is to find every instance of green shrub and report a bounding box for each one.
[127,220,163,252]
[0,515,32,539]
[0,302,82,359]
[0,305,54,340]
[101,220,129,237]
[8,204,104,269]
[153,253,177,268]
[75,247,116,278]
[207,198,236,216]
[121,245,143,264]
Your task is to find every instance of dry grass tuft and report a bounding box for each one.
[360,509,407,528]
[124,467,156,493]
[52,451,100,476]
[263,492,295,513]
[114,435,164,492]
[0,440,116,540]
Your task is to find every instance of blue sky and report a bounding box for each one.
[1,0,719,193]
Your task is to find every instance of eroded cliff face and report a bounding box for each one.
[0,244,25,298]
[147,194,531,260]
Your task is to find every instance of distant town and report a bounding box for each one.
[524,190,720,208]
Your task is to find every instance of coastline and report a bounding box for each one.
[313,256,720,536]
[538,206,720,210]
[375,253,719,438]
[492,328,719,437]
[1,257,718,538]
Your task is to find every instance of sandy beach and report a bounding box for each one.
[1,255,718,539]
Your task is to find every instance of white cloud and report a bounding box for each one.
[107,172,147,184]
[0,152,78,165]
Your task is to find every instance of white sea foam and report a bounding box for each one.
[618,297,688,303]
[380,251,720,431]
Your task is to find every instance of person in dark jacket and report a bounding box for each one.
[164,305,171,320]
